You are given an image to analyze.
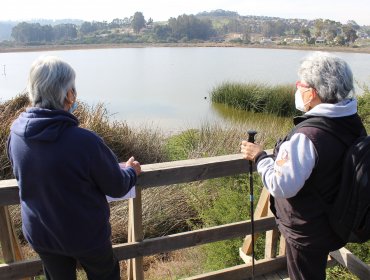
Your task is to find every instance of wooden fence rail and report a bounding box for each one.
[0,153,257,206]
[1,151,369,280]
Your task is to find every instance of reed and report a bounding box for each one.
[210,82,297,117]
[0,93,168,181]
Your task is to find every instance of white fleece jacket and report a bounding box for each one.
[257,99,358,198]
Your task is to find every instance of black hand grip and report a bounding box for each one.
[247,130,257,143]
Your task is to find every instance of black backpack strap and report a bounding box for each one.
[294,116,351,147]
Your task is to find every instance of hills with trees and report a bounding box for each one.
[0,9,369,48]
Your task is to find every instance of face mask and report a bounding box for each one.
[295,89,310,112]
[69,101,78,113]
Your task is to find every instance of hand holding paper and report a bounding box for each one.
[106,156,141,202]
[125,156,141,175]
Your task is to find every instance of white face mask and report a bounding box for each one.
[69,101,78,113]
[295,89,310,112]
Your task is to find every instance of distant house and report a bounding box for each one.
[357,31,369,39]
[292,37,304,44]
[225,33,243,42]
[260,37,273,44]
[315,37,326,44]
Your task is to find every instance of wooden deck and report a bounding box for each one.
[1,153,369,280]
[256,270,289,280]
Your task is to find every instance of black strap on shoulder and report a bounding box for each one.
[293,116,351,147]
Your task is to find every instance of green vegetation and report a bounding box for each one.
[0,93,168,180]
[211,81,370,128]
[187,175,266,270]
[1,9,369,47]
[1,87,369,279]
[210,82,297,117]
[358,82,370,132]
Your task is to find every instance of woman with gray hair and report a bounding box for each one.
[241,52,367,280]
[8,56,141,280]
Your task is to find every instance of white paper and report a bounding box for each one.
[106,186,136,202]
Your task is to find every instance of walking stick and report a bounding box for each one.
[247,130,257,280]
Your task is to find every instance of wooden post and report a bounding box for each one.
[278,235,286,256]
[0,206,23,263]
[330,248,370,279]
[241,187,270,256]
[127,187,144,280]
[127,214,133,279]
[264,208,279,259]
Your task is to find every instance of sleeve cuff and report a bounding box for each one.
[125,166,137,186]
[255,151,269,165]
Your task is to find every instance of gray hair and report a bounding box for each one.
[27,56,76,110]
[298,52,354,103]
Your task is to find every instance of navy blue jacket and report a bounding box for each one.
[7,108,137,255]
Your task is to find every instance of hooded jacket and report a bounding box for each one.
[7,107,137,255]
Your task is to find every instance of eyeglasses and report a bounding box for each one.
[296,81,311,89]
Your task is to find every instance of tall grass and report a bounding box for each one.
[358,83,370,132]
[0,93,168,180]
[210,82,297,117]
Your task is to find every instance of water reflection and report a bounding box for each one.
[211,102,290,124]
[210,102,294,141]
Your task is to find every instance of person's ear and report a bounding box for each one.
[311,89,321,102]
[65,90,75,105]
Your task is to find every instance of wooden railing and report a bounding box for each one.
[1,152,369,280]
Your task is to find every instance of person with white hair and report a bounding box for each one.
[241,52,367,280]
[7,56,141,280]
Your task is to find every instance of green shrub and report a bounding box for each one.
[210,82,297,117]
[187,174,267,270]
[357,86,370,132]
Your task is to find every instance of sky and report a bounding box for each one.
[1,0,369,26]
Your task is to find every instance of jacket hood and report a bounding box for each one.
[305,98,357,118]
[294,98,366,143]
[11,107,79,142]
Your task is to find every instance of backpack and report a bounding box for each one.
[296,117,370,244]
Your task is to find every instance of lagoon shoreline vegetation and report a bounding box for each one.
[0,82,369,279]
[1,9,370,54]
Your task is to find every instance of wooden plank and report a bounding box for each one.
[265,228,279,259]
[0,206,18,263]
[127,196,134,280]
[129,187,144,280]
[0,151,274,207]
[265,272,283,280]
[330,247,370,280]
[265,208,279,259]
[183,256,287,280]
[0,217,277,279]
[0,259,43,280]
[276,269,289,280]
[0,180,18,206]
[241,187,270,255]
[239,247,254,264]
[113,216,276,260]
[137,153,251,188]
[278,236,286,256]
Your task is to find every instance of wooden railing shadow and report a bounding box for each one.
[1,151,369,279]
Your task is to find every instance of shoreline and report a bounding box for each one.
[1,42,370,54]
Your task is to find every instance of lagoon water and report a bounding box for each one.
[1,47,369,132]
